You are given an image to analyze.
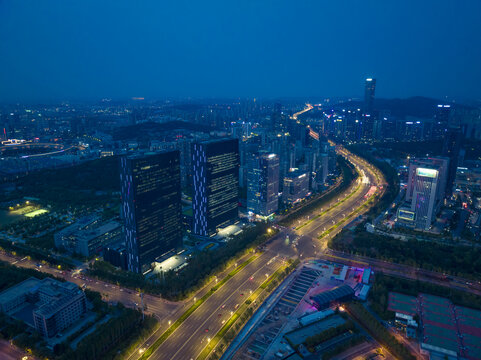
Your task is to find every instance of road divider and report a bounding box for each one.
[138,254,259,360]
[296,180,362,231]
[197,259,300,360]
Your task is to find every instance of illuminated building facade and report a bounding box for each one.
[402,157,448,230]
[247,152,279,217]
[282,169,309,204]
[120,151,182,273]
[192,139,239,236]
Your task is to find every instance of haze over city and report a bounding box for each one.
[1,2,481,360]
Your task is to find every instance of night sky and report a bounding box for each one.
[1,0,480,102]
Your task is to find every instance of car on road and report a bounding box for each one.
[221,304,226,309]
[204,328,209,333]
[218,313,222,317]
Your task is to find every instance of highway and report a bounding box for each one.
[148,253,285,360]
[137,145,386,360]
[3,143,470,360]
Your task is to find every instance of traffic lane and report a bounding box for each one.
[167,258,285,360]
[295,155,379,238]
[0,252,180,316]
[149,253,283,360]
[322,251,481,296]
[0,339,33,360]
[126,252,266,360]
[297,182,370,240]
[149,252,280,359]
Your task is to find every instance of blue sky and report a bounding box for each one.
[1,0,480,102]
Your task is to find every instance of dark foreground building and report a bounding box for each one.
[192,139,239,236]
[311,285,355,310]
[120,151,182,273]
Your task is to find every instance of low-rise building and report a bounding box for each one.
[0,277,87,338]
[55,216,122,257]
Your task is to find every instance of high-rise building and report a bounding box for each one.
[192,139,239,236]
[247,153,279,217]
[120,151,182,273]
[442,128,463,197]
[363,78,376,140]
[402,157,449,230]
[432,104,451,139]
[282,170,309,204]
[364,78,376,115]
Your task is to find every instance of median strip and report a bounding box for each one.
[197,259,300,360]
[296,181,362,230]
[138,254,259,360]
[318,192,378,239]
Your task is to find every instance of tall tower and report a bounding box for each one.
[442,127,463,197]
[405,157,448,230]
[192,139,240,236]
[363,78,377,140]
[247,153,280,217]
[120,151,182,273]
[364,78,376,115]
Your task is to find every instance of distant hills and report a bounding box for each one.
[334,96,474,119]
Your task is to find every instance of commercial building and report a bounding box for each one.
[401,157,449,230]
[247,152,279,218]
[282,169,309,204]
[442,127,463,197]
[363,78,377,139]
[54,217,122,257]
[311,285,355,310]
[192,139,239,236]
[103,241,128,270]
[0,277,87,338]
[120,151,182,273]
[388,292,481,359]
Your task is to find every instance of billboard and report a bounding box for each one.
[416,168,438,178]
[398,209,415,221]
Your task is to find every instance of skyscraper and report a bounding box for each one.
[282,170,309,204]
[402,157,448,230]
[364,78,376,115]
[192,139,240,236]
[442,127,463,197]
[363,78,376,139]
[247,153,280,218]
[432,104,451,139]
[120,151,182,273]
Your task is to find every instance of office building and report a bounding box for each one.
[192,139,240,236]
[442,127,463,197]
[103,242,128,270]
[401,157,449,230]
[247,153,280,218]
[0,277,87,338]
[54,217,122,257]
[363,78,376,139]
[282,169,309,204]
[432,104,451,139]
[120,151,182,273]
[364,78,376,115]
